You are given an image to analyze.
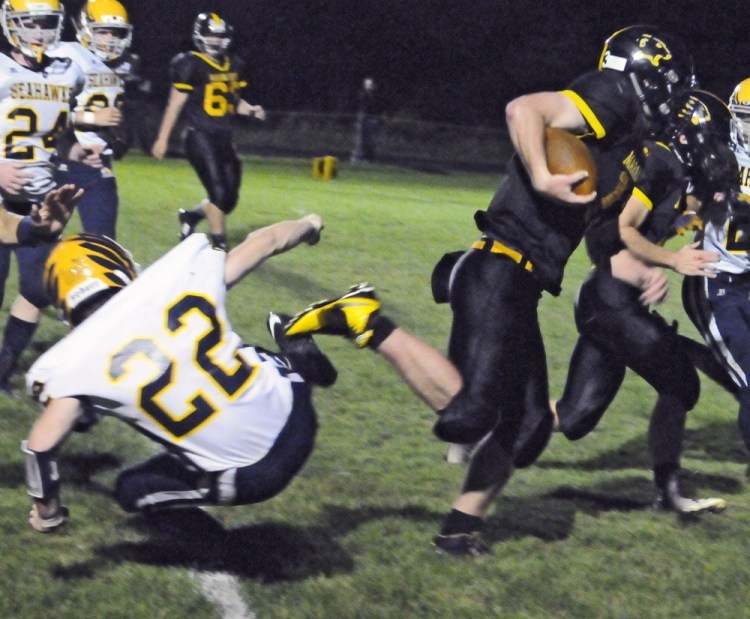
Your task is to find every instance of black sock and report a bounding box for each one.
[440,509,483,536]
[3,314,37,356]
[209,233,228,251]
[368,315,396,349]
[653,462,680,492]
[0,315,37,383]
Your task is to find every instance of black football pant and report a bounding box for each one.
[556,268,700,440]
[184,127,241,213]
[438,249,553,488]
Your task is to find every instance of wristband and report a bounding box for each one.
[22,440,61,500]
[82,110,96,125]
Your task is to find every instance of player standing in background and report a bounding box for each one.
[151,12,266,251]
[49,0,134,239]
[22,214,329,533]
[0,0,85,394]
[729,78,750,196]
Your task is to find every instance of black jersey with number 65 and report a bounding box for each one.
[169,51,248,134]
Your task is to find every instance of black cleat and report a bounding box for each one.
[268,312,338,387]
[178,209,204,240]
[432,532,489,557]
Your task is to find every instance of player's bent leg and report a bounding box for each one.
[115,452,213,512]
[555,337,626,441]
[232,383,318,504]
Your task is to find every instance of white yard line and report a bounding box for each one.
[191,570,257,619]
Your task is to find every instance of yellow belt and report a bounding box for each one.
[471,238,534,272]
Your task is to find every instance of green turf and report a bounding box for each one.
[1,153,748,618]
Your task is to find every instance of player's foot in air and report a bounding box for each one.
[178,208,205,240]
[268,312,338,387]
[432,532,490,557]
[284,283,382,348]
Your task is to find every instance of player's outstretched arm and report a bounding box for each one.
[24,396,83,533]
[619,195,719,277]
[224,214,324,287]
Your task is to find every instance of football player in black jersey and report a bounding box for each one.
[427,26,697,555]
[280,26,697,556]
[553,90,734,515]
[151,12,265,250]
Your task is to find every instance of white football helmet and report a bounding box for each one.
[76,0,132,62]
[0,0,63,62]
[729,78,750,158]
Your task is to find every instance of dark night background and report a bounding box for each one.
[61,0,748,127]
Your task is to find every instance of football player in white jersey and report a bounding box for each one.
[0,0,86,396]
[48,0,134,238]
[23,214,333,533]
[729,78,750,197]
[681,80,750,455]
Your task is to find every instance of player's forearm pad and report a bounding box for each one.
[21,440,61,500]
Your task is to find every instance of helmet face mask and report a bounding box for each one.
[1,0,63,63]
[729,78,750,158]
[76,0,132,62]
[599,26,694,127]
[193,12,232,58]
[44,233,138,326]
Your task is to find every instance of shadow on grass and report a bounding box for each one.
[0,452,121,491]
[540,420,748,472]
[53,507,357,583]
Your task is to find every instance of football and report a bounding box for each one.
[545,127,597,196]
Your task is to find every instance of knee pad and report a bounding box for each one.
[113,468,141,513]
[19,279,49,309]
[210,185,239,214]
[434,389,498,444]
[512,408,553,468]
[659,362,700,411]
[556,399,607,442]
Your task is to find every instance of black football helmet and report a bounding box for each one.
[192,12,232,58]
[599,26,695,124]
[663,90,737,203]
[665,89,732,167]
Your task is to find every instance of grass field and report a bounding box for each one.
[1,153,749,618]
